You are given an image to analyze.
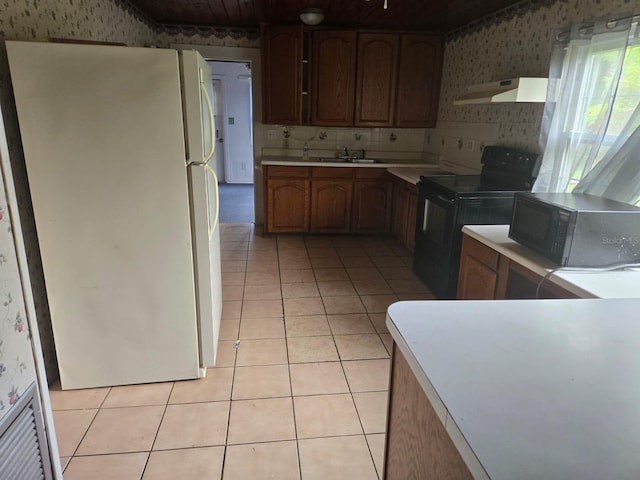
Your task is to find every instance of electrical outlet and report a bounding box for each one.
[465,139,474,151]
[267,130,277,140]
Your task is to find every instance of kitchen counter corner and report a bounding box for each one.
[386,298,640,480]
[461,225,640,299]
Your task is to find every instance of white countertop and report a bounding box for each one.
[387,298,640,480]
[462,225,640,299]
[260,156,441,174]
[260,156,448,185]
[386,166,450,184]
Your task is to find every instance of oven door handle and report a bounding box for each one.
[434,194,455,204]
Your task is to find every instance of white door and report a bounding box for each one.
[208,61,254,184]
[226,74,254,183]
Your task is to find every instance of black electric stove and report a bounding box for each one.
[412,146,541,299]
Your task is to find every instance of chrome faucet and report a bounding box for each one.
[343,146,350,158]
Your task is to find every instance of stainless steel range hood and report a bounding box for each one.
[454,77,548,105]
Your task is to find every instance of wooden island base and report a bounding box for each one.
[385,344,473,479]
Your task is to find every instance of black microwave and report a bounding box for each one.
[509,192,640,267]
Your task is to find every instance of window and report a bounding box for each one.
[534,17,640,205]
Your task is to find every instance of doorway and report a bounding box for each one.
[208,60,254,223]
[172,43,263,226]
[209,61,254,184]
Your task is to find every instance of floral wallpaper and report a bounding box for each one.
[0,159,37,424]
[0,0,155,46]
[437,0,640,160]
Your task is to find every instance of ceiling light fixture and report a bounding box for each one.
[299,8,325,26]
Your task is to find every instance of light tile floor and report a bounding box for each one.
[49,223,435,480]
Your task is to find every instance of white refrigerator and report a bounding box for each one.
[6,41,222,390]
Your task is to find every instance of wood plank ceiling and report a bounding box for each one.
[126,0,528,32]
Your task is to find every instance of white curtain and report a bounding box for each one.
[533,15,640,205]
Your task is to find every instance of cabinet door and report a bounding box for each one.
[262,25,303,125]
[457,235,500,299]
[395,34,443,127]
[266,178,309,233]
[353,180,393,233]
[310,180,353,233]
[311,30,357,126]
[406,186,418,253]
[392,178,409,240]
[498,260,580,300]
[458,255,499,300]
[355,33,399,127]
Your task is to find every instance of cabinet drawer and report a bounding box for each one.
[462,235,499,271]
[266,166,310,178]
[355,168,389,180]
[311,167,354,178]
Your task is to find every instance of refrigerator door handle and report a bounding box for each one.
[206,163,219,234]
[200,68,215,162]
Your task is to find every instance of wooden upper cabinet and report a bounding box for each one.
[355,33,399,127]
[395,34,443,128]
[262,25,303,125]
[261,27,443,128]
[311,30,357,126]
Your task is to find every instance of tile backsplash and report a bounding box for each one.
[261,125,435,163]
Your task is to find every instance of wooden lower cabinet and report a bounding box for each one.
[310,180,353,233]
[391,178,418,252]
[264,165,393,234]
[265,178,310,233]
[458,233,579,300]
[497,260,579,299]
[385,344,473,479]
[353,180,392,233]
[457,235,500,300]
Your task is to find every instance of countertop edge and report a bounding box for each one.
[261,159,436,168]
[385,298,640,479]
[260,158,444,184]
[386,305,491,480]
[461,225,602,299]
